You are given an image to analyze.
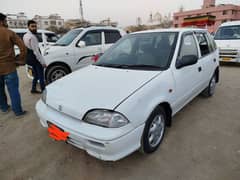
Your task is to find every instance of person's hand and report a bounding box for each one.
[42,64,47,68]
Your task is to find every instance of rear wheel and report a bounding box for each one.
[141,107,166,153]
[202,74,217,97]
[46,65,70,84]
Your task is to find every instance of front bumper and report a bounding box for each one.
[35,100,145,161]
[220,57,240,63]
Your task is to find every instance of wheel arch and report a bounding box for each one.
[156,102,172,127]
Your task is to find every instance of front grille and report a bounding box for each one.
[219,49,238,58]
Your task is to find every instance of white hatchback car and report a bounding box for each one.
[36,28,219,161]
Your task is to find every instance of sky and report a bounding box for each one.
[1,0,240,27]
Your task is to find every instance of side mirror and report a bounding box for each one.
[77,41,86,48]
[176,55,198,69]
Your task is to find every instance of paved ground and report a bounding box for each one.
[0,65,240,180]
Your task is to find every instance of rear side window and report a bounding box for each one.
[195,33,211,56]
[104,30,121,44]
[178,33,198,60]
[207,33,217,52]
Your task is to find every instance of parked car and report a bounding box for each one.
[43,26,126,83]
[214,21,240,63]
[12,28,59,54]
[12,28,59,79]
[36,28,219,161]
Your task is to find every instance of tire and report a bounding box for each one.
[46,65,70,84]
[140,106,166,154]
[202,74,217,97]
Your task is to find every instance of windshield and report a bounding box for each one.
[214,25,240,40]
[45,33,59,43]
[95,32,178,70]
[55,29,82,46]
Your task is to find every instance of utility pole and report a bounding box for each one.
[79,0,84,22]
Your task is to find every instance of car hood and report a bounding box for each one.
[46,65,161,120]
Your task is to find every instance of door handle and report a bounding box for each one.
[198,67,202,72]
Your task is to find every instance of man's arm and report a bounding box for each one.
[29,36,46,66]
[11,31,26,65]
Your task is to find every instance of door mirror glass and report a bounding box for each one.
[176,55,198,69]
[77,41,86,48]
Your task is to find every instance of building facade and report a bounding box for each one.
[7,12,28,28]
[173,0,240,32]
[33,14,64,29]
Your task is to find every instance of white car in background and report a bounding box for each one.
[36,28,219,161]
[12,28,59,79]
[214,21,240,63]
[43,26,126,83]
[13,28,59,54]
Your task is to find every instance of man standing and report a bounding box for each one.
[23,20,46,94]
[0,13,27,117]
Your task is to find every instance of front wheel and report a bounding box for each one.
[46,65,70,84]
[141,107,166,154]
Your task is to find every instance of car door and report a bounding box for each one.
[172,32,202,112]
[195,32,214,88]
[103,30,122,51]
[195,32,217,88]
[75,30,103,69]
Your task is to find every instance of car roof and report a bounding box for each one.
[131,28,208,34]
[220,21,240,27]
[11,28,55,34]
[72,26,122,31]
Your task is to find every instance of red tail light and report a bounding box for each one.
[92,54,100,62]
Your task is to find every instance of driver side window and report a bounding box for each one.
[178,33,198,60]
[81,31,101,46]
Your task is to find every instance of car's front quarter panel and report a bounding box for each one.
[115,70,176,128]
[44,47,75,68]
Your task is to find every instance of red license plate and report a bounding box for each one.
[47,123,69,141]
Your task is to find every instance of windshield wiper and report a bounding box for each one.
[95,63,162,69]
[126,64,162,69]
[54,43,67,46]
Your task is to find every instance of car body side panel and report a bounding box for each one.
[115,70,176,128]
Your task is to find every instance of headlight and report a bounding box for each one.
[41,89,47,104]
[84,110,129,128]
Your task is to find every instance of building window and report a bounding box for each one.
[175,17,178,20]
[232,10,238,15]
[58,22,62,26]
[44,21,49,25]
[175,24,178,27]
[50,21,56,26]
[223,10,227,15]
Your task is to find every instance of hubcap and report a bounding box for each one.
[210,76,216,95]
[51,70,66,81]
[148,115,165,148]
